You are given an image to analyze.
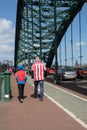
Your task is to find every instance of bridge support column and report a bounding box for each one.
[54,0,59,84]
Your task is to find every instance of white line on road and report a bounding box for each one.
[28,78,87,128]
[45,93,87,129]
[45,82,87,102]
[44,82,87,129]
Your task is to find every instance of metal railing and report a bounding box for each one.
[0,69,11,102]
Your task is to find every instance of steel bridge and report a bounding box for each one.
[14,0,87,69]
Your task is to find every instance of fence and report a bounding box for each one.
[0,69,11,102]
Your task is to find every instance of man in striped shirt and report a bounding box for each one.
[31,56,46,101]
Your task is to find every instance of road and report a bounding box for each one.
[46,75,87,95]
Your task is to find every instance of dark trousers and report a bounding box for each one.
[18,84,25,99]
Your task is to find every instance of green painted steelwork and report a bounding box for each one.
[14,0,85,69]
[0,70,11,102]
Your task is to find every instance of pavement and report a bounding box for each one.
[0,74,87,130]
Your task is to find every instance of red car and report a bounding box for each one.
[47,68,55,75]
[76,68,87,78]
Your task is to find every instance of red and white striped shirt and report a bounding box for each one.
[31,61,46,81]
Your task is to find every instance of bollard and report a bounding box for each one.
[0,73,5,101]
[4,69,11,101]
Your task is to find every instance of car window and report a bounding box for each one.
[58,69,62,73]
[78,68,87,70]
[64,68,74,71]
[80,68,84,70]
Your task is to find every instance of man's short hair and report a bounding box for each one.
[35,56,40,62]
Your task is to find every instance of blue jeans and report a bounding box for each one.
[34,80,44,99]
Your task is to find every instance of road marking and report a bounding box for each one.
[28,78,87,128]
[45,82,87,102]
[45,93,87,129]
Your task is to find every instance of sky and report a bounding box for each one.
[58,3,87,66]
[0,1,87,66]
[0,0,17,65]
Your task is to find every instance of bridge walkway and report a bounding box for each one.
[0,74,86,130]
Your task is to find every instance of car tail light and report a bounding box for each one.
[63,72,66,75]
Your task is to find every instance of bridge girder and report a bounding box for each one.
[14,0,85,68]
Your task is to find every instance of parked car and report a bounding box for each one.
[47,67,55,75]
[76,67,87,78]
[57,67,77,80]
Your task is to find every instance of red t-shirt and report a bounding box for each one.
[31,61,46,81]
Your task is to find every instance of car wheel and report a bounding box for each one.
[59,76,63,81]
[54,79,57,84]
[73,78,76,81]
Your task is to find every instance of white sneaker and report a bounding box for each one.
[20,99,23,103]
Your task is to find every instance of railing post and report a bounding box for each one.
[0,73,5,101]
[4,69,11,100]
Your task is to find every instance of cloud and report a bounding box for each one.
[0,18,15,64]
[75,41,86,47]
[73,41,87,50]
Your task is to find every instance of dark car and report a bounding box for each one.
[58,67,77,80]
[76,67,87,78]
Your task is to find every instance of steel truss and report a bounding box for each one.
[14,0,85,69]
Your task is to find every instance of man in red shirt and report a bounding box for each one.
[31,56,46,101]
